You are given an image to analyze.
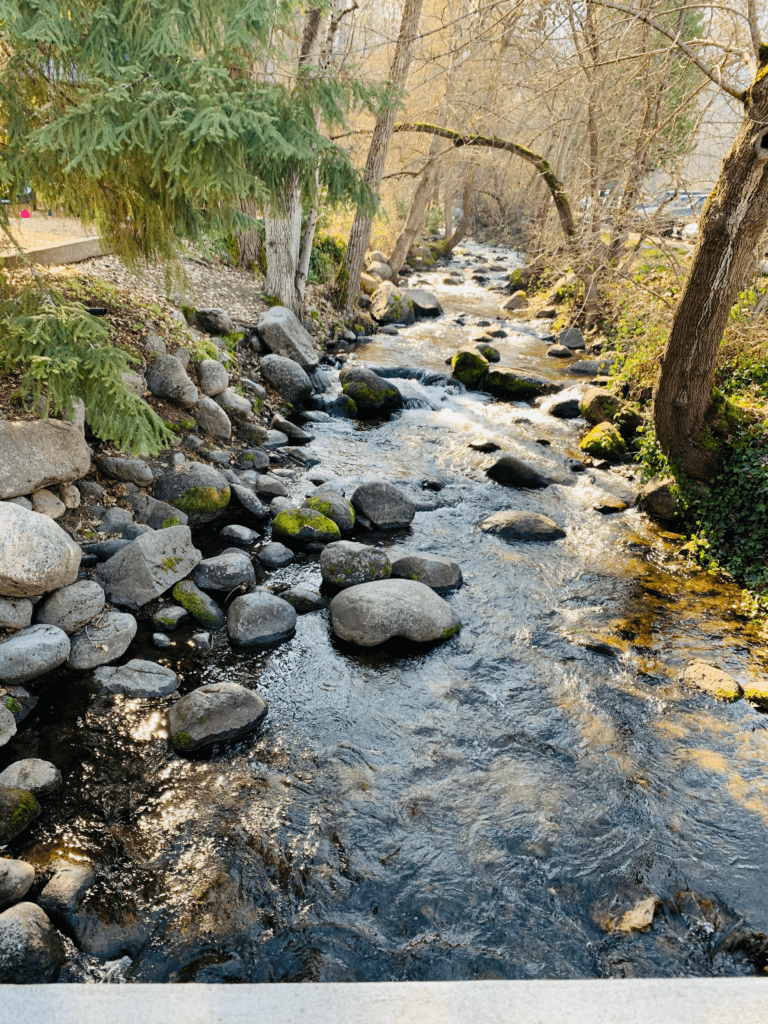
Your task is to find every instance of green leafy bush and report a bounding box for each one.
[1,289,175,455]
[309,232,347,284]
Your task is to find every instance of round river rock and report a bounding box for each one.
[168,681,268,751]
[330,579,460,647]
[227,592,297,646]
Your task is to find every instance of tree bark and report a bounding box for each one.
[436,168,475,254]
[264,179,303,315]
[388,144,442,273]
[235,197,262,270]
[341,0,425,311]
[653,61,768,481]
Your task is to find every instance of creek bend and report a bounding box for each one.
[4,242,768,983]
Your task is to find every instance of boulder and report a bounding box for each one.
[351,481,416,529]
[579,422,627,460]
[256,542,294,569]
[540,392,582,419]
[0,788,40,844]
[368,250,389,264]
[36,580,105,634]
[369,282,416,326]
[486,453,558,489]
[195,308,233,336]
[0,504,81,598]
[451,347,489,387]
[31,488,66,520]
[193,396,232,440]
[558,327,585,349]
[220,524,260,547]
[0,759,61,795]
[390,553,462,592]
[67,611,137,670]
[0,903,64,983]
[579,386,625,426]
[98,456,154,488]
[272,509,341,545]
[567,358,616,377]
[172,579,225,628]
[196,359,229,396]
[193,551,256,592]
[130,493,189,530]
[478,510,566,542]
[340,366,404,415]
[0,861,35,910]
[500,291,528,312]
[0,598,33,631]
[227,591,297,646]
[547,345,572,359]
[368,260,393,281]
[360,272,379,295]
[230,484,269,520]
[269,414,313,445]
[169,681,268,751]
[680,661,742,702]
[484,367,560,401]
[215,388,254,421]
[37,860,95,925]
[153,463,230,524]
[302,492,355,534]
[97,526,200,608]
[279,588,328,614]
[330,579,460,646]
[402,288,443,318]
[0,420,91,500]
[92,659,180,697]
[257,307,319,371]
[146,354,199,408]
[259,353,314,405]
[320,541,391,589]
[0,625,70,684]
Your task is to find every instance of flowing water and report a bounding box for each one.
[4,242,768,983]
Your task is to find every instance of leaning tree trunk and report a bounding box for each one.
[436,168,475,255]
[388,156,441,273]
[341,0,425,311]
[653,62,768,481]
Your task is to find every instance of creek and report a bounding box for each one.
[4,241,768,983]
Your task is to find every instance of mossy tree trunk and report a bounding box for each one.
[653,57,768,481]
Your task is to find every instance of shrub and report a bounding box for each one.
[309,232,347,284]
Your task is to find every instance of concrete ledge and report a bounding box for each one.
[1,978,767,1024]
[0,237,106,268]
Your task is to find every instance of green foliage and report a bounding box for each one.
[0,288,174,455]
[634,423,669,482]
[424,204,444,235]
[308,232,347,284]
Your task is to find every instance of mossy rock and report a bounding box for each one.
[341,369,404,414]
[579,387,625,426]
[579,422,627,460]
[304,494,356,534]
[174,485,230,520]
[451,348,489,388]
[484,366,558,401]
[172,579,225,628]
[0,786,41,844]
[272,509,342,545]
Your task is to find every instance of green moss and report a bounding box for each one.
[743,686,768,708]
[179,304,196,323]
[174,484,230,516]
[484,368,544,400]
[579,422,627,460]
[343,380,398,404]
[342,396,357,417]
[161,516,180,529]
[579,390,624,425]
[243,453,255,463]
[173,731,192,749]
[161,556,182,572]
[273,510,341,541]
[4,697,21,714]
[451,349,489,388]
[172,582,220,626]
[441,622,462,639]
[8,790,38,830]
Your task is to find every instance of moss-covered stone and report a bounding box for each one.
[172,579,225,628]
[441,622,462,639]
[172,731,193,749]
[4,696,21,714]
[484,366,557,400]
[304,495,356,533]
[160,516,180,529]
[579,386,625,426]
[272,509,341,545]
[451,348,489,388]
[174,484,230,518]
[0,786,41,844]
[579,422,627,460]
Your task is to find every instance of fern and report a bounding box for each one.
[0,289,175,456]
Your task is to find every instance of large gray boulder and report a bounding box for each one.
[0,903,65,983]
[0,759,61,795]
[0,625,70,684]
[194,551,256,592]
[192,396,232,440]
[402,288,443,318]
[485,454,559,489]
[478,510,566,542]
[36,580,105,634]
[96,525,201,608]
[320,541,391,589]
[257,306,319,371]
[92,659,179,697]
[0,861,35,910]
[330,579,460,646]
[351,481,416,529]
[67,611,137,670]
[0,420,91,500]
[130,493,189,530]
[0,503,81,598]
[369,282,416,326]
[340,367,404,416]
[390,553,462,592]
[98,456,154,488]
[227,592,296,645]
[196,359,229,396]
[230,484,268,520]
[168,681,268,751]
[259,354,314,405]
[153,463,231,524]
[558,327,586,350]
[146,354,199,408]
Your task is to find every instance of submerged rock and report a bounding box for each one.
[0,503,81,598]
[227,591,297,645]
[390,553,462,592]
[330,579,460,646]
[450,347,489,388]
[351,482,416,529]
[93,659,180,697]
[168,681,268,751]
[485,453,558,489]
[679,661,742,702]
[478,510,566,542]
[484,366,560,401]
[0,903,65,983]
[320,541,391,589]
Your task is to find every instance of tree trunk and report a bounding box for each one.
[653,63,768,481]
[264,179,303,315]
[389,150,441,273]
[436,169,475,254]
[235,197,262,270]
[341,0,425,311]
[443,174,453,238]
